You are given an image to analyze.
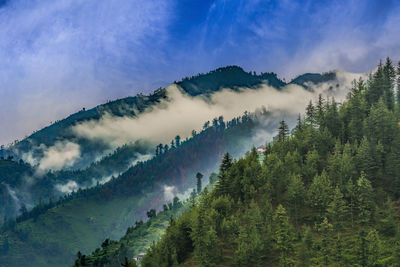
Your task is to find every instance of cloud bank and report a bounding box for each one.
[22,141,81,171]
[72,70,364,148]
[0,0,398,146]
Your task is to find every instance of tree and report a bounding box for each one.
[356,137,377,185]
[308,171,333,221]
[318,217,333,266]
[306,100,316,126]
[357,229,368,267]
[366,229,381,266]
[344,178,356,228]
[209,172,218,185]
[147,209,156,219]
[316,94,325,125]
[121,257,137,267]
[216,153,233,196]
[273,205,293,266]
[191,200,221,266]
[397,60,400,104]
[327,186,348,231]
[286,174,305,227]
[236,201,264,266]
[299,227,313,267]
[356,173,375,225]
[196,172,203,194]
[333,234,343,265]
[175,135,181,147]
[278,120,289,141]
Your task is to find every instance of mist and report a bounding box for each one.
[72,70,364,149]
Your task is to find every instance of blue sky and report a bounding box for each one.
[0,0,399,145]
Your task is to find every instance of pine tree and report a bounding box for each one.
[357,137,377,184]
[306,100,316,126]
[333,234,343,264]
[316,94,325,125]
[344,178,356,228]
[356,173,375,225]
[273,205,293,266]
[397,61,400,104]
[383,57,396,110]
[196,172,203,194]
[278,120,289,141]
[236,201,264,266]
[299,227,313,267]
[357,229,368,267]
[216,153,233,196]
[327,186,348,231]
[286,174,305,227]
[318,217,333,266]
[366,229,381,266]
[121,257,137,267]
[308,171,333,221]
[394,229,400,263]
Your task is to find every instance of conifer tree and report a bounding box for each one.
[333,234,343,264]
[286,174,305,227]
[308,171,333,221]
[383,57,396,110]
[356,173,375,225]
[306,100,316,126]
[357,229,368,267]
[318,217,333,266]
[216,153,233,196]
[366,229,381,266]
[236,201,264,266]
[273,205,293,267]
[196,172,203,194]
[278,120,289,141]
[316,94,325,125]
[397,61,400,104]
[299,227,313,267]
[327,186,348,231]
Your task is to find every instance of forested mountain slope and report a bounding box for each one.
[0,110,275,267]
[1,66,332,170]
[139,58,400,266]
[0,141,151,220]
[0,65,337,223]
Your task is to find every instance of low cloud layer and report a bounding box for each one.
[1,1,398,146]
[22,141,81,171]
[72,70,364,148]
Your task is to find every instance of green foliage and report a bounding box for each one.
[136,58,400,267]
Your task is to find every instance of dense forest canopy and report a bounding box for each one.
[134,58,400,266]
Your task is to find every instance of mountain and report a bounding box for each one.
[290,72,337,90]
[1,66,333,170]
[0,65,345,267]
[0,141,151,220]
[0,66,340,221]
[117,59,400,266]
[177,66,286,95]
[0,110,279,267]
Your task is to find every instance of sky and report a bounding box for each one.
[0,0,399,145]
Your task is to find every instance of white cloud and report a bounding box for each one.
[72,70,364,148]
[163,185,177,202]
[55,180,79,194]
[26,141,81,171]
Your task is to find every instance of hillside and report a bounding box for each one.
[0,66,338,222]
[72,198,188,267]
[0,65,343,267]
[137,58,400,266]
[1,66,333,170]
[0,109,278,267]
[0,141,151,220]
